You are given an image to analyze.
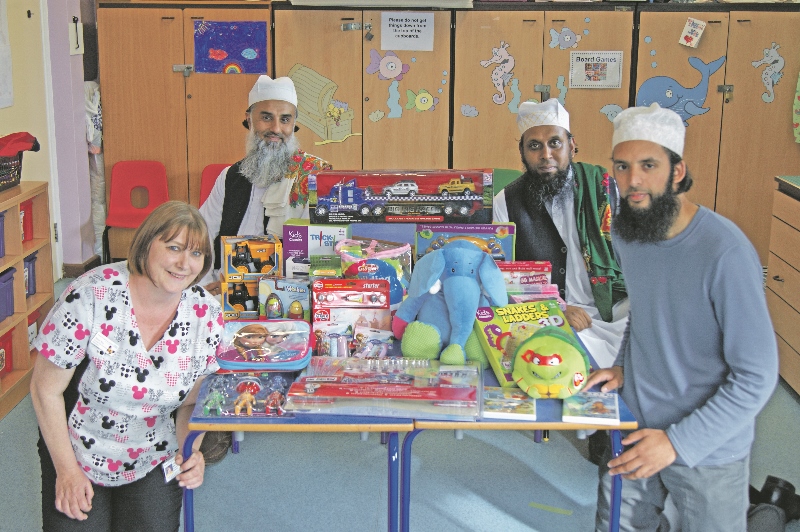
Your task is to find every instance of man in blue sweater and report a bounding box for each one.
[586,103,778,531]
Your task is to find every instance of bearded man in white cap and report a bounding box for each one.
[494,98,629,373]
[199,75,331,288]
[585,103,777,532]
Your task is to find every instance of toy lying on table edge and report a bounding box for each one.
[199,372,293,418]
[511,326,590,399]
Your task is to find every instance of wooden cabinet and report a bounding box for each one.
[767,177,800,394]
[635,10,729,212]
[98,4,271,206]
[452,9,633,171]
[0,182,54,421]
[636,8,800,263]
[274,8,452,170]
[715,12,800,263]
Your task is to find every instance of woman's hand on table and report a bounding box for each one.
[175,450,205,489]
[55,466,95,520]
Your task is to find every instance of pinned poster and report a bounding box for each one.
[381,12,434,52]
[194,20,267,74]
[679,18,706,49]
[569,51,623,89]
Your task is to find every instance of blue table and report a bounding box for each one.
[182,379,413,532]
[402,392,638,532]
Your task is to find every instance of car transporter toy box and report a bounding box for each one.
[308,169,493,224]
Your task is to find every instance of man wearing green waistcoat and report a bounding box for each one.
[494,98,628,372]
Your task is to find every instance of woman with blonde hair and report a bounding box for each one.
[31,201,222,531]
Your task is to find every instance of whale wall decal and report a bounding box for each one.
[636,55,726,126]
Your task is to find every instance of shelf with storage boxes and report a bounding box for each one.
[766,177,800,395]
[0,182,53,421]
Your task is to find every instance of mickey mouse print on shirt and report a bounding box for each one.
[33,262,223,486]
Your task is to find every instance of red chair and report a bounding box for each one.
[200,164,229,207]
[102,160,170,263]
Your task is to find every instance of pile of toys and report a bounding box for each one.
[209,168,594,419]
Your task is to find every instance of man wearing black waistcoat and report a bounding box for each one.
[199,75,331,290]
[493,98,628,370]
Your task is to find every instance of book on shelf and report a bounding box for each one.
[473,299,578,387]
[482,386,536,421]
[561,391,620,426]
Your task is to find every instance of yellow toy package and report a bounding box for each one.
[221,235,282,282]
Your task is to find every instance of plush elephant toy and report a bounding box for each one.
[392,240,508,365]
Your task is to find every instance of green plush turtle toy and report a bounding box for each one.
[511,326,590,399]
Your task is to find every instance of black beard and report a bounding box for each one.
[614,177,680,243]
[521,161,571,206]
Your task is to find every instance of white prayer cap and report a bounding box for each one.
[517,99,570,136]
[248,75,297,109]
[612,103,685,157]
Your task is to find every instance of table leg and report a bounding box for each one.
[609,429,623,532]
[400,429,423,532]
[232,430,244,454]
[182,431,201,532]
[387,432,399,532]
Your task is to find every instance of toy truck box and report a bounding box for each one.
[258,276,311,322]
[221,235,282,282]
[473,300,576,387]
[309,169,493,224]
[282,218,350,264]
[221,280,260,321]
[415,223,516,262]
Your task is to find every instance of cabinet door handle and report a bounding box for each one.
[773,275,784,283]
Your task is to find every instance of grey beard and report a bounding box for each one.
[239,132,300,188]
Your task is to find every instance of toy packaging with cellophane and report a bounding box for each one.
[215,319,313,371]
[309,169,493,224]
[311,279,392,357]
[194,371,296,418]
[415,223,516,262]
[283,357,481,420]
[334,237,411,308]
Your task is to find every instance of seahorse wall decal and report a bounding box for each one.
[751,42,785,104]
[480,41,515,105]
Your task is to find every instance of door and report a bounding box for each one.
[452,10,544,171]
[98,8,188,202]
[635,11,729,211]
[542,10,634,172]
[274,9,364,171]
[361,10,451,170]
[184,8,271,206]
[716,12,800,262]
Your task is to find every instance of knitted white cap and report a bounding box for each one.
[517,99,570,136]
[248,75,297,108]
[612,103,685,157]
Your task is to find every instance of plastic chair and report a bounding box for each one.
[200,164,229,207]
[102,160,170,263]
[492,168,522,193]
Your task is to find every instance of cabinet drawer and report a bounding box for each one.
[777,335,800,395]
[767,253,800,312]
[767,289,800,354]
[769,217,800,269]
[773,189,800,233]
